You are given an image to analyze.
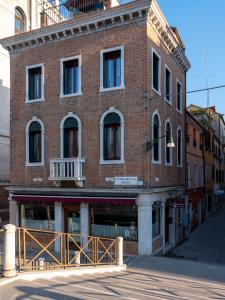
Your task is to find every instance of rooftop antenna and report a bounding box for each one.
[205,48,210,107]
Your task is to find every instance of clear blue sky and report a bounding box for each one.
[157,0,225,115]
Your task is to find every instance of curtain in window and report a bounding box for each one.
[29,121,42,163]
[153,114,160,161]
[63,117,78,158]
[63,59,79,94]
[103,50,121,88]
[166,122,171,164]
[103,113,121,160]
[28,67,42,100]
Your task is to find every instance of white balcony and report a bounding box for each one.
[49,158,85,181]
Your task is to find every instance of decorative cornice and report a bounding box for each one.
[148,0,191,72]
[0,0,151,54]
[0,0,190,72]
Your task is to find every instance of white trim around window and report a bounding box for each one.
[164,65,172,105]
[60,55,82,98]
[25,116,45,166]
[177,126,183,167]
[99,107,125,165]
[60,112,82,158]
[165,118,173,166]
[100,46,125,92]
[152,109,161,165]
[25,63,45,103]
[151,48,161,96]
[176,79,182,114]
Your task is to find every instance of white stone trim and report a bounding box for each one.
[25,117,45,167]
[177,126,182,167]
[165,118,173,166]
[60,112,82,158]
[100,46,125,92]
[152,109,161,164]
[176,79,182,114]
[151,47,161,96]
[60,55,82,98]
[25,63,45,103]
[100,107,125,165]
[164,64,172,105]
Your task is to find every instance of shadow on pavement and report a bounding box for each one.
[128,256,225,285]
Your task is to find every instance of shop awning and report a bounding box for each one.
[12,194,136,205]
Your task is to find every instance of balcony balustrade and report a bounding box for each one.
[49,158,85,181]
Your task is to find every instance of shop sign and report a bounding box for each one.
[114,177,143,186]
[169,197,185,208]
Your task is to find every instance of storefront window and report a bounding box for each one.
[152,202,161,238]
[90,204,137,241]
[21,204,55,231]
[67,211,80,234]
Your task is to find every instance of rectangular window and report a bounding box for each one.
[152,50,161,93]
[103,50,121,89]
[176,81,182,112]
[165,67,172,102]
[61,57,81,96]
[27,66,43,101]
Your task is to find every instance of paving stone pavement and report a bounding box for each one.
[168,206,225,265]
[1,256,225,300]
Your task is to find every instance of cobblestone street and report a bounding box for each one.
[168,206,225,264]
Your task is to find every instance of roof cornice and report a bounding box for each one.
[148,0,191,72]
[0,0,151,53]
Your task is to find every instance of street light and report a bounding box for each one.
[145,134,175,152]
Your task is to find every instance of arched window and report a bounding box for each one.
[26,118,44,165]
[15,7,26,34]
[177,128,182,166]
[100,108,124,164]
[193,128,196,147]
[165,121,172,165]
[104,113,121,160]
[152,112,161,163]
[60,113,81,159]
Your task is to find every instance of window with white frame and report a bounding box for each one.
[152,49,161,94]
[177,128,182,166]
[165,66,172,103]
[100,108,124,164]
[100,46,124,91]
[26,64,44,102]
[15,7,26,34]
[26,118,44,166]
[60,113,81,159]
[176,80,182,112]
[60,56,81,97]
[165,121,172,165]
[152,112,161,163]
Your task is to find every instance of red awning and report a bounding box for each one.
[12,195,136,206]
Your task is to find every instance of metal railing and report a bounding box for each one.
[49,157,85,181]
[17,228,119,272]
[39,0,112,27]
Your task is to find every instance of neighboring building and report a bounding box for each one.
[188,105,225,216]
[0,0,44,224]
[1,0,190,255]
[186,111,204,231]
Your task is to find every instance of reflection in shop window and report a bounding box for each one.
[90,204,137,241]
[21,204,55,231]
[152,202,161,238]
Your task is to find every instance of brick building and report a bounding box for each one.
[186,111,204,231]
[188,105,225,219]
[1,0,190,255]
